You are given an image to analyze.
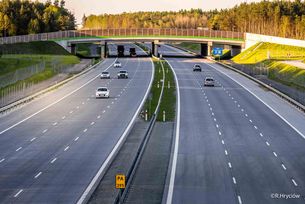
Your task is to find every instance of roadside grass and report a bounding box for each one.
[157,60,176,121]
[233,42,305,64]
[143,58,176,122]
[177,42,200,53]
[232,42,305,90]
[266,60,305,91]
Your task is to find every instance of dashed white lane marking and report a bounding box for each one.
[225,150,228,155]
[211,112,214,116]
[90,122,95,125]
[50,158,57,164]
[14,189,23,198]
[292,179,298,186]
[260,133,264,137]
[249,119,253,123]
[82,102,85,105]
[70,111,73,114]
[30,137,36,142]
[62,116,66,120]
[87,98,90,101]
[209,108,212,111]
[64,146,70,151]
[43,129,48,133]
[34,172,42,179]
[208,104,211,107]
[16,147,22,152]
[216,124,219,128]
[266,141,270,146]
[0,158,5,163]
[83,129,88,133]
[282,164,287,170]
[76,106,80,109]
[245,114,248,117]
[232,177,237,184]
[254,126,258,129]
[115,98,118,101]
[241,109,244,112]
[221,140,225,144]
[107,106,110,109]
[238,195,242,204]
[111,101,114,104]
[97,115,101,119]
[228,162,232,168]
[219,131,222,136]
[214,118,217,122]
[273,152,278,157]
[74,137,79,141]
[234,101,237,103]
[53,122,58,126]
[102,110,106,113]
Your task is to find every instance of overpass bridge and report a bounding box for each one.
[0,28,245,57]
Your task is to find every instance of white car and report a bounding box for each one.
[204,77,215,86]
[118,70,128,79]
[95,87,110,98]
[100,71,110,79]
[114,61,122,68]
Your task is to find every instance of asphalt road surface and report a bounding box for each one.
[0,44,153,203]
[160,45,305,204]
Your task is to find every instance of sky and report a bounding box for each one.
[39,0,262,25]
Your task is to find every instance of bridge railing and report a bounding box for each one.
[0,29,244,45]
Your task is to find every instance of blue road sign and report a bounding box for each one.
[212,47,223,56]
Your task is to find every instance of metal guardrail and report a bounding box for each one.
[0,29,245,45]
[212,59,305,113]
[0,60,99,114]
[114,59,166,204]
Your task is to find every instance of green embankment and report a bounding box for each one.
[0,41,80,96]
[232,42,305,90]
[144,59,176,122]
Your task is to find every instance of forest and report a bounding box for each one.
[83,0,305,40]
[0,0,76,37]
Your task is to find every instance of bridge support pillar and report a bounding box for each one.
[231,45,242,57]
[101,41,108,58]
[152,40,159,57]
[200,42,213,57]
[70,44,76,55]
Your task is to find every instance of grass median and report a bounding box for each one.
[143,58,176,122]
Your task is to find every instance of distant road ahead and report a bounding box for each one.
[0,44,153,203]
[161,45,305,204]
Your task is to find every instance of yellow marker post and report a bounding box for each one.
[116,174,126,189]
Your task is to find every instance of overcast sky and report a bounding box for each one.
[39,0,262,25]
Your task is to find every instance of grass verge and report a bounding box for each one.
[143,58,176,122]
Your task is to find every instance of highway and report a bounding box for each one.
[0,44,153,203]
[160,45,305,204]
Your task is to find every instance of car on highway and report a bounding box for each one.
[114,61,122,68]
[193,64,202,72]
[118,70,128,79]
[204,76,215,86]
[100,71,110,79]
[95,87,110,98]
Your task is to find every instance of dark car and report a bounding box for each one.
[193,64,202,72]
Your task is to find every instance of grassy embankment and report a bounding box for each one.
[143,59,176,122]
[0,41,79,95]
[233,42,305,90]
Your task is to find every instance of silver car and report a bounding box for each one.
[114,61,122,68]
[204,77,215,86]
[100,71,110,79]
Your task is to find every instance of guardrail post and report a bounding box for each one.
[145,110,148,121]
[163,111,166,122]
[168,81,170,89]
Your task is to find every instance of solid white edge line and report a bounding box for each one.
[165,59,181,204]
[0,58,117,135]
[77,56,154,204]
[205,62,305,139]
[14,189,23,198]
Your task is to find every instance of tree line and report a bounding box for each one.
[82,0,305,40]
[0,0,75,37]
